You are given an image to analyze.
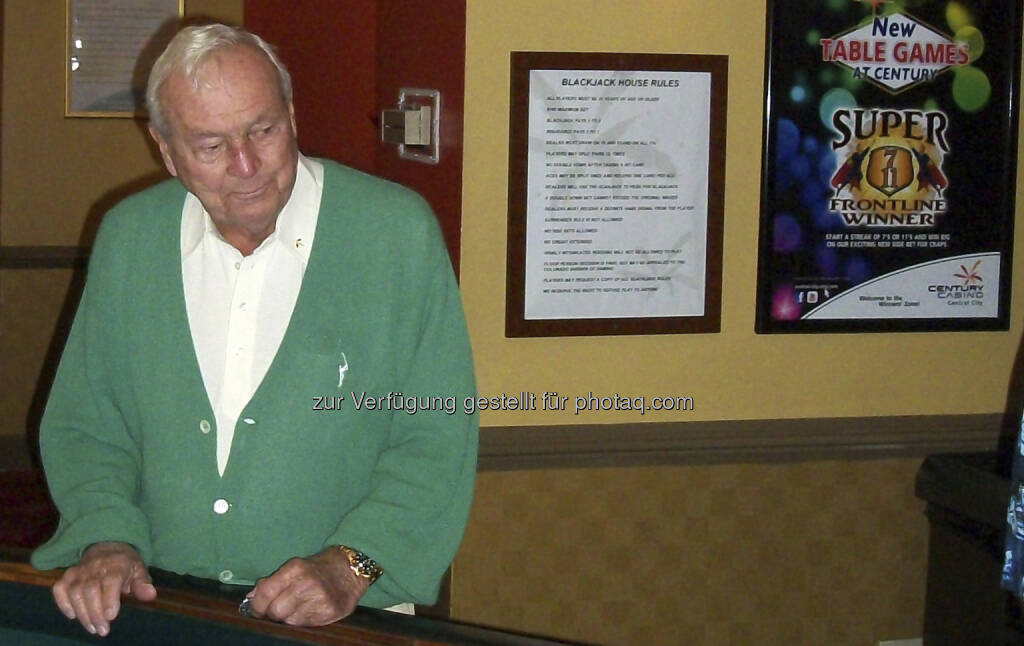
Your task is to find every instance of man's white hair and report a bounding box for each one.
[146,23,293,136]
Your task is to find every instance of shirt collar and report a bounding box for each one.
[180,153,324,263]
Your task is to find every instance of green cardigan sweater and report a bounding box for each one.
[31,160,478,609]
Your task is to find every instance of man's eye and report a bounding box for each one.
[205,143,222,152]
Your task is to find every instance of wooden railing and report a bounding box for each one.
[0,561,578,646]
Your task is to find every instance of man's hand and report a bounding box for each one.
[52,542,156,637]
[246,547,370,626]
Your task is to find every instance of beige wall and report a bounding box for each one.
[0,269,79,451]
[0,1,243,439]
[455,459,928,645]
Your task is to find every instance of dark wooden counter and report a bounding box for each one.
[0,561,579,646]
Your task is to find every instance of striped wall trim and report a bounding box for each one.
[0,246,89,269]
[477,413,1008,470]
[3,414,1008,473]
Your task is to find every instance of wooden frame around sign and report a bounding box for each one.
[505,51,728,337]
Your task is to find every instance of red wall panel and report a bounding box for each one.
[374,0,466,272]
[245,0,378,173]
[243,0,464,273]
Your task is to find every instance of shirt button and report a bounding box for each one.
[213,498,230,514]
[234,261,241,270]
[218,570,234,583]
[239,302,248,311]
[199,419,211,434]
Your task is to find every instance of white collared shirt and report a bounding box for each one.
[181,155,324,476]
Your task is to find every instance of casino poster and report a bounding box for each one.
[756,0,1022,333]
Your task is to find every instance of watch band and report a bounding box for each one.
[337,545,383,584]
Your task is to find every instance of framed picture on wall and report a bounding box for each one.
[755,0,1022,333]
[506,51,728,337]
[65,0,183,117]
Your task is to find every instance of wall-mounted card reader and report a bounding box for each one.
[380,105,431,145]
[380,88,440,164]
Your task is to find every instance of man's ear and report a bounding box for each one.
[288,102,297,138]
[148,125,178,177]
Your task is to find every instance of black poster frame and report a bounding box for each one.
[755,0,1022,333]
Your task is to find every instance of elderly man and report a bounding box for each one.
[30,24,477,637]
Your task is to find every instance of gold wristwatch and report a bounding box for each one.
[338,545,383,584]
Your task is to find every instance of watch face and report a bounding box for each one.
[341,546,382,581]
[355,557,382,580]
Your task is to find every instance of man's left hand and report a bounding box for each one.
[245,547,370,626]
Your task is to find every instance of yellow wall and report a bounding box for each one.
[459,0,1024,426]
[0,2,1017,644]
[6,0,1018,429]
[455,459,928,645]
[448,2,1024,643]
[0,1,243,246]
[0,0,243,438]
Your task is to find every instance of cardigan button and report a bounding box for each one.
[213,498,230,514]
[218,570,234,583]
[199,419,211,434]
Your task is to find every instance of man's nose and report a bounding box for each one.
[227,139,260,178]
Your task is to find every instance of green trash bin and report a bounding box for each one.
[915,452,1022,645]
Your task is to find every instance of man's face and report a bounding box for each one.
[150,45,298,249]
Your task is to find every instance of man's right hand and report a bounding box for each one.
[51,541,156,637]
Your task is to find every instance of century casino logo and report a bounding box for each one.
[821,11,969,228]
[928,260,984,301]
